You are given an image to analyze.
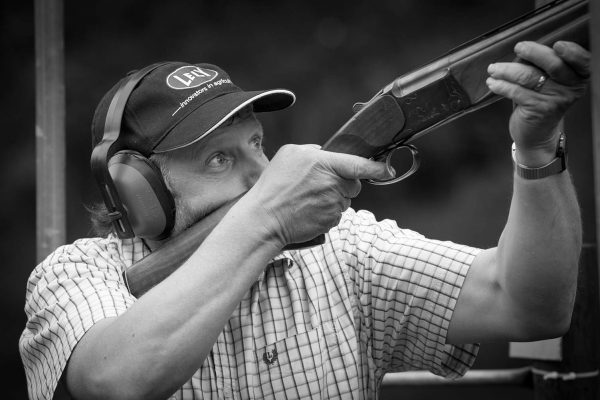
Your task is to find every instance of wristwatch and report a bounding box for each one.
[511,133,567,180]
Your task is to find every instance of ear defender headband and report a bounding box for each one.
[90,63,176,240]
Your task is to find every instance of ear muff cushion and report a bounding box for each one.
[108,150,175,239]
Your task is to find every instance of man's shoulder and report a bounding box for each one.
[44,236,120,260]
[30,235,142,278]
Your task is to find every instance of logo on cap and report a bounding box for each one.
[166,66,218,90]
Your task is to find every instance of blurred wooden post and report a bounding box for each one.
[35,0,66,262]
[591,0,600,395]
[591,0,600,351]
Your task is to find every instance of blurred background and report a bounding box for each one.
[2,0,594,399]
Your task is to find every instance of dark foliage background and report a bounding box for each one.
[1,1,593,399]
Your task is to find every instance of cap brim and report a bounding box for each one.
[153,89,295,153]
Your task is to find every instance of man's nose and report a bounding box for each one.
[243,154,268,188]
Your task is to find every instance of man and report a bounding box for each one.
[20,40,588,400]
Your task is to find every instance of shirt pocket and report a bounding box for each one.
[254,317,358,400]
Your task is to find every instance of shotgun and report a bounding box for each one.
[124,0,589,297]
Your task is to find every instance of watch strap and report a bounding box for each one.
[511,133,567,180]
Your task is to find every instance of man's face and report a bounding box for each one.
[158,112,268,236]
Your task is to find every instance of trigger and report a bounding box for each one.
[367,145,421,186]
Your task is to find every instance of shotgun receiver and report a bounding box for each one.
[125,0,588,296]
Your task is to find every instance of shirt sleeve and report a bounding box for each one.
[18,237,137,400]
[336,208,481,379]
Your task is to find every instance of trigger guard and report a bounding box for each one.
[367,145,421,185]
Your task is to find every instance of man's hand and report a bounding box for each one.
[243,144,393,247]
[449,40,588,344]
[486,40,590,166]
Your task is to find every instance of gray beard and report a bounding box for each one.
[170,198,214,238]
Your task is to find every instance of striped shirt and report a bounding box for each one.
[20,208,481,399]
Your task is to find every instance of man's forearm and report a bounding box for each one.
[497,168,582,337]
[67,202,283,400]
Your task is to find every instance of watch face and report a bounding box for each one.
[557,133,566,157]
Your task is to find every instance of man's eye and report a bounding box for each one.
[251,136,263,150]
[207,153,230,168]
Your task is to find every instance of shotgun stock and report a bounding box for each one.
[124,198,324,296]
[125,0,588,297]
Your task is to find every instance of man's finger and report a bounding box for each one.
[488,62,546,91]
[553,41,591,79]
[338,178,362,199]
[305,144,322,150]
[486,77,544,106]
[324,151,394,181]
[341,197,352,212]
[514,41,580,85]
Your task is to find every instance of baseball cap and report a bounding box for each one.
[91,62,296,155]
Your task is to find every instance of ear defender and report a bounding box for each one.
[91,63,175,240]
[107,150,175,239]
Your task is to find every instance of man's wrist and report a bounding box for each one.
[512,131,561,167]
[511,133,567,179]
[229,196,287,251]
[513,146,556,168]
